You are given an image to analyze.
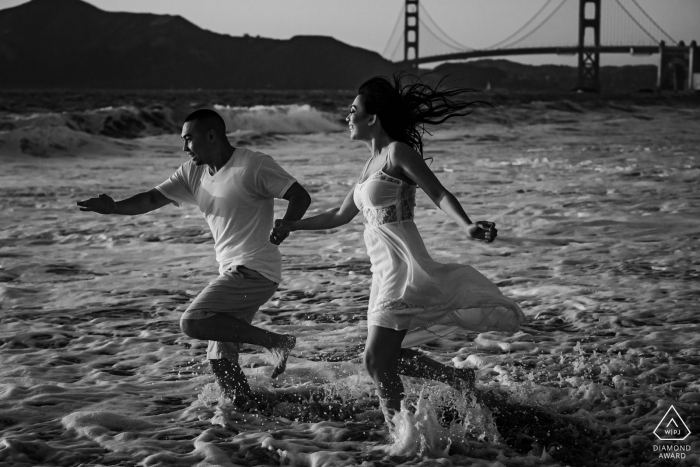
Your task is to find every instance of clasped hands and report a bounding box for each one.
[269,219,292,245]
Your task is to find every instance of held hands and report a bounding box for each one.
[270,219,292,245]
[76,194,117,214]
[468,221,497,243]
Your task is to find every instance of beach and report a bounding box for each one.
[0,93,699,466]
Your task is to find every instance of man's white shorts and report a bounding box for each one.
[181,265,278,360]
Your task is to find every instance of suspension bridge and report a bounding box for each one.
[382,0,698,91]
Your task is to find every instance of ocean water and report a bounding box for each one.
[0,91,699,466]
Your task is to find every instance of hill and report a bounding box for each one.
[0,0,659,92]
[0,0,398,89]
[430,60,658,93]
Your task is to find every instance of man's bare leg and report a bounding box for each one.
[182,315,295,379]
[268,334,296,378]
[397,348,476,394]
[209,358,252,402]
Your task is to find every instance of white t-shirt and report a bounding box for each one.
[155,148,296,283]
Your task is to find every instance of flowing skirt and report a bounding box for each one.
[364,220,525,348]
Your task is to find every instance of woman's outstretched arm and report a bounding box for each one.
[392,143,497,242]
[273,185,360,236]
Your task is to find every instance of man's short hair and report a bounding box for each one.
[184,109,227,135]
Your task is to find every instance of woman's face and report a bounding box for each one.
[346,95,374,141]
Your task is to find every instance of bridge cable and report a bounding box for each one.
[419,2,475,51]
[419,18,474,53]
[484,0,555,50]
[382,3,406,58]
[611,2,624,45]
[607,1,620,45]
[627,0,677,44]
[495,0,567,50]
[612,0,663,45]
[390,32,404,61]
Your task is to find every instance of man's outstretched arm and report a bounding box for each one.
[270,182,311,245]
[77,188,173,216]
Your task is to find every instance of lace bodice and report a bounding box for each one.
[353,170,416,227]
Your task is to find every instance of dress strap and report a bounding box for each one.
[357,157,373,184]
[384,141,398,167]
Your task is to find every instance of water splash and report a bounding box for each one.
[383,386,501,458]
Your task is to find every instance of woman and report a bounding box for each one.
[272,75,525,428]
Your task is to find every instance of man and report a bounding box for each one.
[77,109,310,404]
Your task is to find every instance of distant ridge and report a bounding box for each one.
[0,0,658,92]
[430,60,658,93]
[0,0,398,89]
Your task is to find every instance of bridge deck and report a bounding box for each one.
[396,45,685,66]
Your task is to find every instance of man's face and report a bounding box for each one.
[181,120,210,166]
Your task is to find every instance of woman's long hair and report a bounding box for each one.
[357,73,485,157]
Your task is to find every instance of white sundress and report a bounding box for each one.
[353,146,526,347]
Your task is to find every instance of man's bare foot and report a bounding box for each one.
[210,358,252,401]
[269,334,296,379]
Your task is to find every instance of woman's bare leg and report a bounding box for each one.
[363,326,407,412]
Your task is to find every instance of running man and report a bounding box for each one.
[78,109,311,404]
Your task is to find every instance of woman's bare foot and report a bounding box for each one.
[269,334,296,378]
[453,368,476,393]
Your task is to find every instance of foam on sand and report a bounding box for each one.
[1,101,699,466]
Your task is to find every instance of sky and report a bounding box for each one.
[2,0,698,67]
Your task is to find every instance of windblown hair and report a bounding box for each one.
[358,73,485,157]
[184,108,227,135]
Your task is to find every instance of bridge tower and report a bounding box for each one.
[577,0,601,91]
[404,0,419,66]
[658,41,700,91]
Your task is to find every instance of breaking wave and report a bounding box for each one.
[214,104,343,134]
[0,103,342,157]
